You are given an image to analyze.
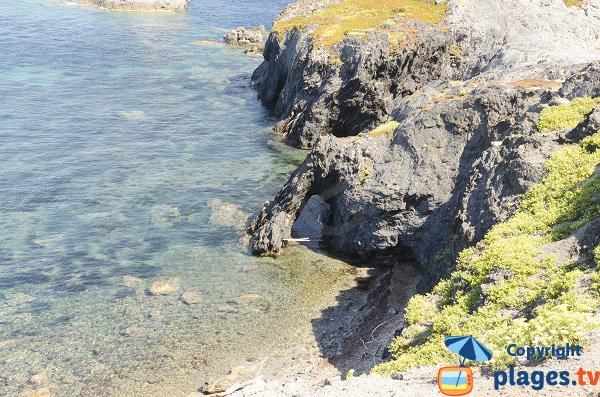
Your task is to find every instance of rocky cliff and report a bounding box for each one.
[248,0,600,288]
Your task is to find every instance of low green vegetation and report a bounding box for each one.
[272,0,447,49]
[537,97,599,132]
[373,132,600,374]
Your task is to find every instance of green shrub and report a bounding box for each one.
[537,97,599,132]
[372,133,600,375]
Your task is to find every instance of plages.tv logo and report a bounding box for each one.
[438,336,493,396]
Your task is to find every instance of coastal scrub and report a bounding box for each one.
[373,132,600,374]
[537,97,599,132]
[272,0,447,49]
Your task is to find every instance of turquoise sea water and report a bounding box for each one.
[0,1,361,395]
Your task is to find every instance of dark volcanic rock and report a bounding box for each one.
[252,25,458,148]
[248,0,600,286]
[249,81,556,277]
[250,66,600,284]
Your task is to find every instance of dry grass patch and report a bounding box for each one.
[361,120,400,139]
[273,0,447,49]
[505,79,562,90]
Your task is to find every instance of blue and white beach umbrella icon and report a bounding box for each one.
[445,335,493,366]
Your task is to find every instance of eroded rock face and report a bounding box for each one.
[291,195,330,240]
[252,24,456,148]
[251,0,600,148]
[248,0,600,285]
[249,65,600,284]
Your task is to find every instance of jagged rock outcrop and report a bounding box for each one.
[87,0,187,11]
[250,66,600,283]
[223,26,267,46]
[248,0,600,285]
[252,0,600,148]
[252,24,457,148]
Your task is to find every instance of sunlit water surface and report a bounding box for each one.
[0,1,361,395]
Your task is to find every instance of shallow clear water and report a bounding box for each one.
[0,1,362,395]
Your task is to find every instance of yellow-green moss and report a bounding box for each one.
[357,161,374,186]
[373,133,600,375]
[272,0,447,49]
[537,97,599,132]
[363,120,400,139]
[563,0,584,7]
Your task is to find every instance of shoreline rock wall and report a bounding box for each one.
[248,0,600,286]
[252,23,457,148]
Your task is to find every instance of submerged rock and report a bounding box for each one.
[23,387,51,397]
[5,292,36,306]
[216,304,239,314]
[180,291,202,305]
[150,205,181,228]
[30,373,48,385]
[119,326,141,337]
[208,199,248,229]
[231,294,263,304]
[121,275,144,288]
[244,46,262,57]
[147,278,180,296]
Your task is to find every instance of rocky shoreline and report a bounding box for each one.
[248,0,600,277]
[235,0,600,394]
